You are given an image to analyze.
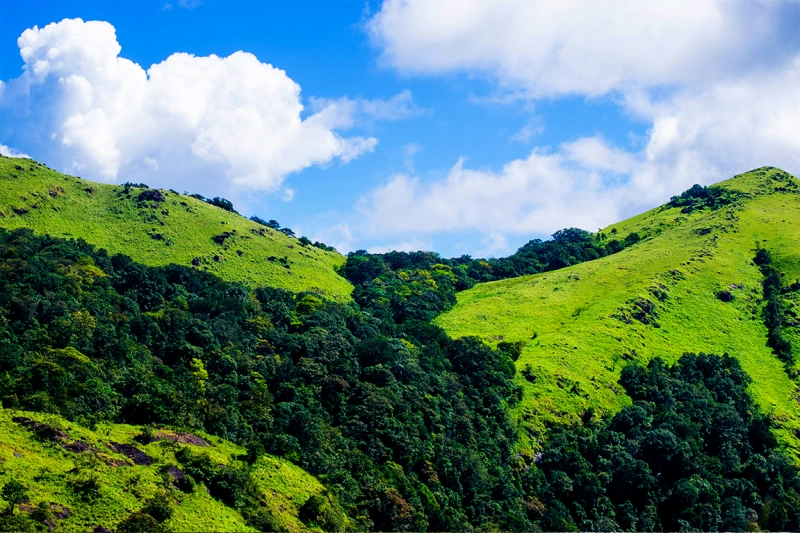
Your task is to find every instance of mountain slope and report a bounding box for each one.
[437,167,800,459]
[0,408,330,532]
[0,156,352,301]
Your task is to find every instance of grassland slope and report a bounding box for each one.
[0,156,352,301]
[0,408,327,532]
[437,167,800,459]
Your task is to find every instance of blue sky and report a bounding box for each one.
[2,1,800,257]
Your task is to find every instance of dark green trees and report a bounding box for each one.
[522,354,800,532]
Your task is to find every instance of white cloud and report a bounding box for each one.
[309,89,423,127]
[356,59,800,248]
[0,18,389,194]
[355,54,800,249]
[353,0,800,255]
[0,144,30,158]
[510,118,544,144]
[356,136,633,239]
[368,0,788,98]
[402,142,420,171]
[178,0,201,9]
[311,223,356,253]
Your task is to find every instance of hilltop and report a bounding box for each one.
[436,167,800,459]
[0,156,352,301]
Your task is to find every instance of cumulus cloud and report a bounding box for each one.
[357,136,633,238]
[0,18,406,195]
[368,0,789,98]
[353,0,800,253]
[0,144,30,158]
[356,56,800,247]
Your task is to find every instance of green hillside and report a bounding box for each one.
[0,156,352,301]
[0,408,331,532]
[437,167,800,459]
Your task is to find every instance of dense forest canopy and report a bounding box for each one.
[526,354,800,532]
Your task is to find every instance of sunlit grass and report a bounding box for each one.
[0,408,323,531]
[0,156,353,301]
[437,167,800,461]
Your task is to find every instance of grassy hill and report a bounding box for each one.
[437,167,800,460]
[0,156,352,301]
[0,407,331,532]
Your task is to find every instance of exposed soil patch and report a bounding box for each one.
[63,440,92,453]
[100,456,128,467]
[13,416,67,441]
[109,442,153,466]
[165,465,185,480]
[155,431,209,447]
[19,503,71,531]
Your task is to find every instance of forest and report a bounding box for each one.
[340,227,641,324]
[1,224,799,531]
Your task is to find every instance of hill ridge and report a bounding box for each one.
[437,166,800,460]
[0,155,353,301]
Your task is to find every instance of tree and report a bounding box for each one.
[206,197,236,213]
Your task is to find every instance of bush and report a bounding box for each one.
[134,426,155,445]
[0,479,29,511]
[299,493,346,531]
[116,512,164,533]
[141,493,173,523]
[177,474,195,494]
[0,515,37,533]
[206,197,236,213]
[242,508,281,532]
[69,472,101,501]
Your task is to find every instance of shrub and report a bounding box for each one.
[206,197,235,212]
[141,493,173,523]
[0,515,37,533]
[0,479,29,511]
[116,512,164,533]
[299,493,346,531]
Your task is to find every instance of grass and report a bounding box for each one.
[0,156,353,301]
[0,407,325,532]
[437,167,800,461]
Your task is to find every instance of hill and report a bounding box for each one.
[0,408,334,532]
[436,167,800,459]
[0,156,352,301]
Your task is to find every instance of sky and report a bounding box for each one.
[2,1,800,257]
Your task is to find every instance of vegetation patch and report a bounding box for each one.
[524,354,800,532]
[668,183,747,213]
